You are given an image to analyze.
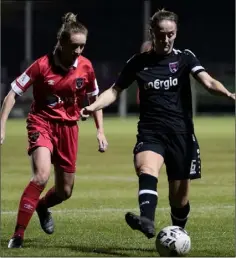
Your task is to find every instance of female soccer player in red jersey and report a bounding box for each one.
[1,12,108,248]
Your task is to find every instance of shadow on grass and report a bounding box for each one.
[1,238,156,257]
[1,238,35,248]
[66,245,156,257]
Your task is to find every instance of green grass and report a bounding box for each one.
[1,116,235,257]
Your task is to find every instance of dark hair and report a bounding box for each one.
[57,12,88,42]
[150,9,178,30]
[148,9,178,49]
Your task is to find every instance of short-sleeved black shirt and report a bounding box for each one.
[115,49,205,133]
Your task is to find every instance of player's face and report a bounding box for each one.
[62,32,87,62]
[152,20,177,54]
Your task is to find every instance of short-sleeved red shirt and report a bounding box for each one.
[11,53,99,122]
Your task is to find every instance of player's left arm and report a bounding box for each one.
[86,67,108,152]
[185,49,235,100]
[194,71,235,100]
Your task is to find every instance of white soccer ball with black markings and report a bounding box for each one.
[155,226,191,257]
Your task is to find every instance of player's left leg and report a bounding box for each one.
[36,169,75,234]
[168,179,190,229]
[36,122,78,234]
[165,133,201,229]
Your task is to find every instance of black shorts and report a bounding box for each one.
[133,130,201,181]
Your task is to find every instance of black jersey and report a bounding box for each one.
[115,49,205,133]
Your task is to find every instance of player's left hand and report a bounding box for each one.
[229,93,235,100]
[97,131,108,152]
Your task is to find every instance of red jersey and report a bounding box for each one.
[11,54,99,122]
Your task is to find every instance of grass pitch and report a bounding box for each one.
[1,116,235,257]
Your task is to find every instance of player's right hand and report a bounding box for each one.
[80,106,94,120]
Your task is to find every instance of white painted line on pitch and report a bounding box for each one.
[75,175,137,181]
[2,173,234,185]
[1,205,234,215]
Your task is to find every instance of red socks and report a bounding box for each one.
[13,181,44,238]
[37,187,63,209]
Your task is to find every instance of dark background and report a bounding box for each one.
[2,0,234,75]
[1,0,235,114]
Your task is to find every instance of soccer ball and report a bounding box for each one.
[155,226,191,257]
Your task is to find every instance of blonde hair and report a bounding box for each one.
[62,12,77,24]
[57,12,88,42]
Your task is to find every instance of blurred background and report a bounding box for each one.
[1,0,235,117]
[1,2,235,255]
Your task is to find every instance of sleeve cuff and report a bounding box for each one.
[87,88,99,97]
[11,80,24,96]
[191,65,205,74]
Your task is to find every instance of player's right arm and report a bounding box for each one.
[81,54,138,117]
[0,60,40,144]
[1,89,18,144]
[83,84,121,115]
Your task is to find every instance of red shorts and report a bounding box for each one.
[26,114,78,173]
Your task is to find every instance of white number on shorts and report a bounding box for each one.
[190,159,196,174]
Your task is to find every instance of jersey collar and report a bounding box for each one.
[150,49,175,59]
[53,50,79,71]
[73,58,78,68]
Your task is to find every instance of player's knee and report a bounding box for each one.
[64,187,73,200]
[136,165,156,177]
[56,186,73,201]
[169,195,189,208]
[32,173,49,186]
[31,159,51,185]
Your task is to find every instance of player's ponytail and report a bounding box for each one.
[57,12,88,42]
[62,12,77,25]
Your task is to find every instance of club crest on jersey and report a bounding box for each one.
[29,131,40,143]
[169,61,179,73]
[76,78,85,89]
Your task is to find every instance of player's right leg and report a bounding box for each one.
[8,147,52,248]
[125,133,166,239]
[8,115,53,248]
